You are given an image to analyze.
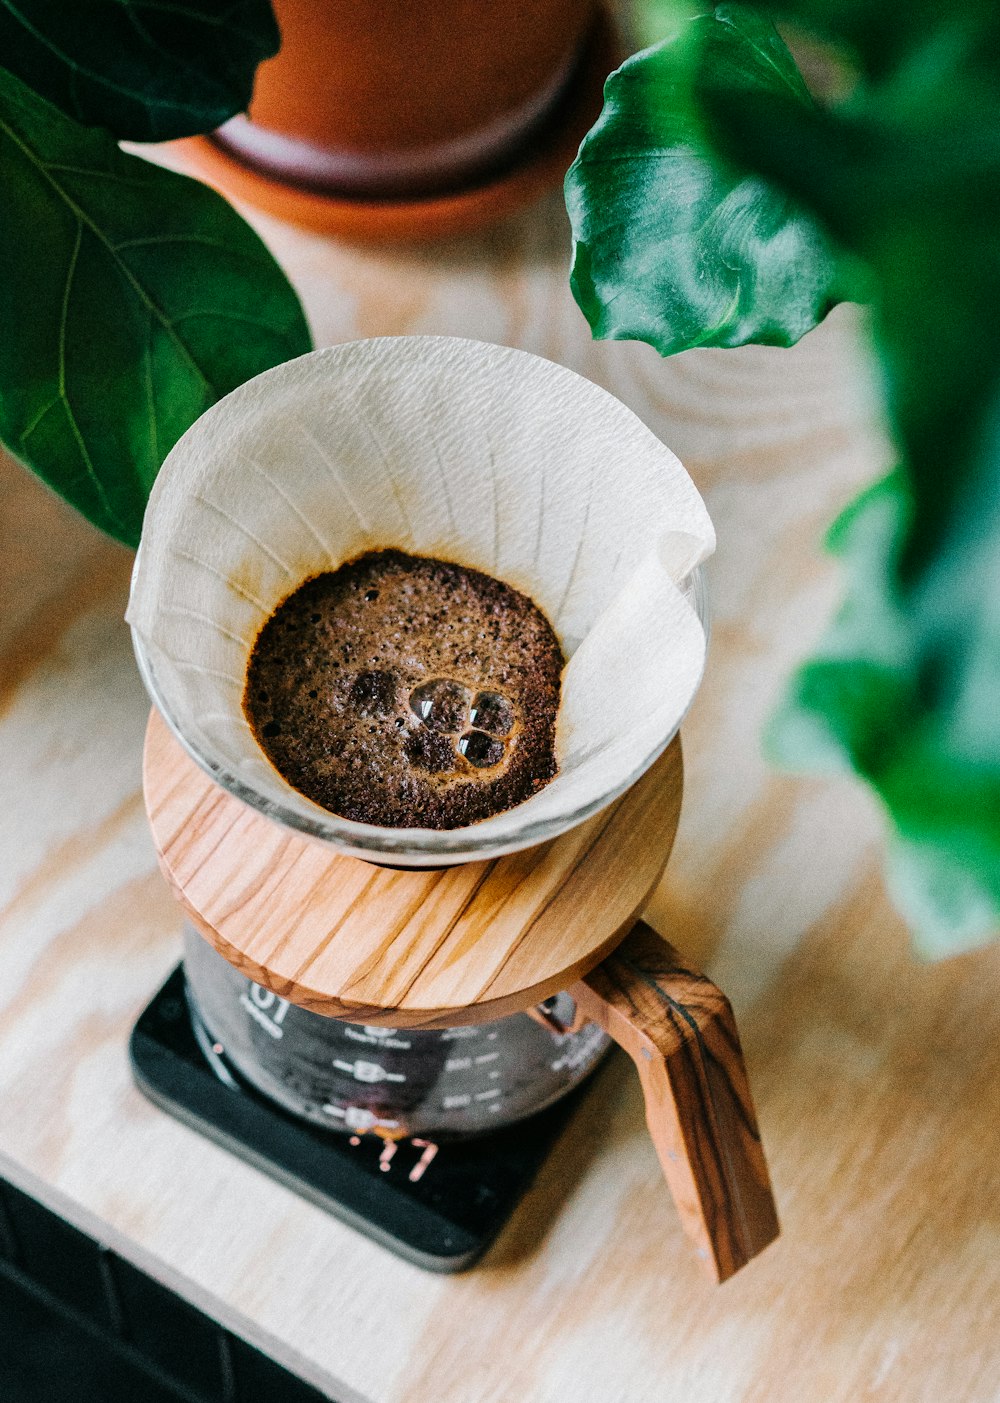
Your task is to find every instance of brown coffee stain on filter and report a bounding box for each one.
[225,547,275,617]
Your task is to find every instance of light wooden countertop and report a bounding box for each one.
[3,182,999,1403]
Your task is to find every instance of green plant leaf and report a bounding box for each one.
[771,466,1000,958]
[703,17,1000,950]
[723,0,1000,86]
[567,0,1000,951]
[565,5,844,355]
[0,0,279,141]
[0,66,311,546]
[700,56,1000,572]
[565,0,1000,951]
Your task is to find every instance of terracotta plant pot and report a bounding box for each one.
[181,0,614,241]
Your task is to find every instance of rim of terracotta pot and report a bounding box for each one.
[174,7,617,243]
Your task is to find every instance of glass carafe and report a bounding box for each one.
[183,926,611,1138]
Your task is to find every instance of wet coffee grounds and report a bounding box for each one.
[243,549,563,828]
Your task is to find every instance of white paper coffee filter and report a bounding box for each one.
[127,337,714,855]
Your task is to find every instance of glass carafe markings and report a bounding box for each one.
[184,926,612,1140]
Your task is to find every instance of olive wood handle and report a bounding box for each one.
[568,920,779,1283]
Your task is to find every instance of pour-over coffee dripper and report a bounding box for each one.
[129,338,779,1281]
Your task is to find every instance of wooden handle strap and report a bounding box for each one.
[568,920,779,1282]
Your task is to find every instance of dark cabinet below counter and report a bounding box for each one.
[0,1176,333,1403]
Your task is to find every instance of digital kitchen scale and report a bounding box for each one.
[130,967,595,1273]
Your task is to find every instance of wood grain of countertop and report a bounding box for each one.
[2,179,999,1403]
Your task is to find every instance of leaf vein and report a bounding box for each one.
[1,115,219,399]
[54,218,126,532]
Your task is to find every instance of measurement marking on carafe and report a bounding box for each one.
[239,993,287,1038]
[250,984,290,1019]
[445,1056,472,1071]
[474,1052,499,1064]
[344,1026,412,1049]
[443,1093,471,1109]
[324,1104,401,1133]
[333,1058,405,1084]
[474,1088,502,1102]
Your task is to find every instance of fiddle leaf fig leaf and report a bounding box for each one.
[0,66,311,547]
[0,0,279,141]
[565,5,844,355]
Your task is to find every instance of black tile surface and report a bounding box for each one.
[0,1177,333,1403]
[1,1181,114,1329]
[229,1335,332,1403]
[0,1269,194,1403]
[109,1252,230,1397]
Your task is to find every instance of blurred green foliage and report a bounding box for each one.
[566,2,1000,954]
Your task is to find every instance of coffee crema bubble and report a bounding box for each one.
[243,549,563,829]
[470,690,515,737]
[409,678,470,733]
[460,730,505,768]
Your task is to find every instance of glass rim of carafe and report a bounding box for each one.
[132,567,709,867]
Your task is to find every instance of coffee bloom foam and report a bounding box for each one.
[127,337,715,864]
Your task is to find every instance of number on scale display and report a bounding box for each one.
[343,1134,439,1182]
